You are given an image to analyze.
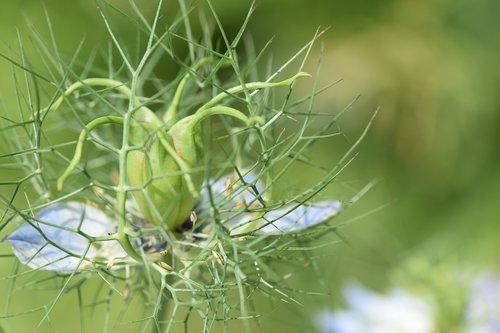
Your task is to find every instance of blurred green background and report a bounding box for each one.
[1,0,499,332]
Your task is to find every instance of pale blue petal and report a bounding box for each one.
[201,171,264,207]
[200,171,264,226]
[200,173,341,235]
[316,310,365,333]
[256,201,341,235]
[4,202,127,273]
[316,283,436,333]
[466,273,500,332]
[343,283,382,314]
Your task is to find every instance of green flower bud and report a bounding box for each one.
[55,73,309,234]
[126,118,203,230]
[126,104,257,230]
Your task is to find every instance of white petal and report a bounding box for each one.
[4,202,128,273]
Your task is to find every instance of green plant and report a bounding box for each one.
[0,1,373,332]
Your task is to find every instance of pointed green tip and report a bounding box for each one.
[295,72,312,79]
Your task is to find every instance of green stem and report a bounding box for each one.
[47,79,159,262]
[196,72,310,113]
[155,279,171,333]
[117,75,144,263]
[163,57,210,124]
[54,115,143,261]
[117,222,143,262]
[57,116,124,190]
